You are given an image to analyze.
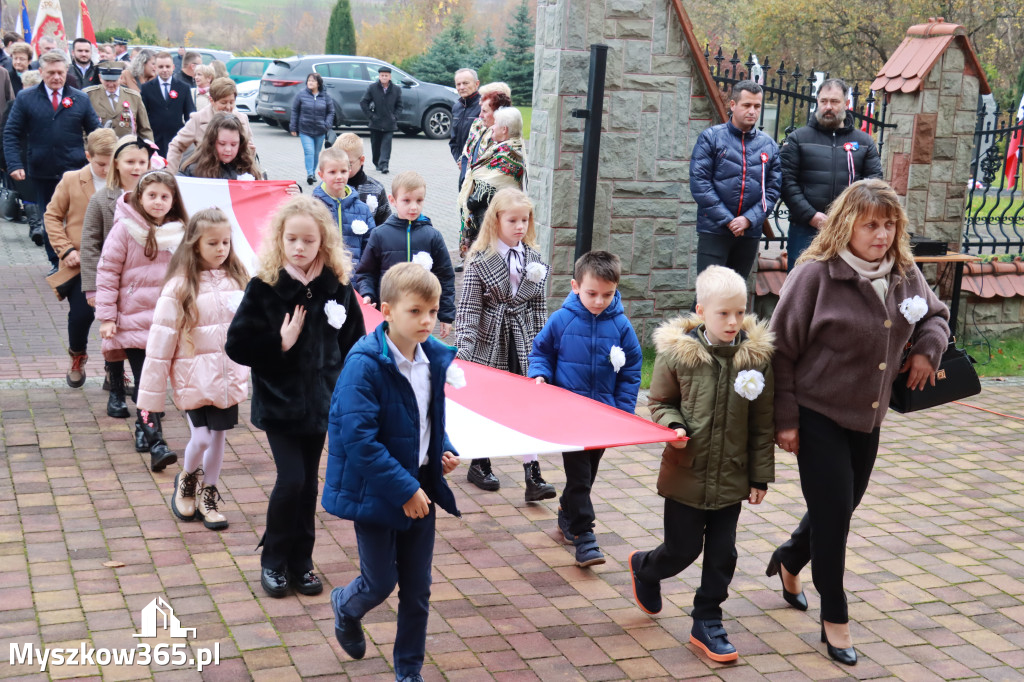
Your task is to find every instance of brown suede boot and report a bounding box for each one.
[66,350,88,388]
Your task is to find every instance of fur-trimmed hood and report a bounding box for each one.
[652,314,774,369]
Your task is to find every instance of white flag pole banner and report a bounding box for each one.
[32,0,68,56]
[174,178,682,459]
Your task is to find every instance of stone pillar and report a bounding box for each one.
[872,19,990,249]
[529,0,724,341]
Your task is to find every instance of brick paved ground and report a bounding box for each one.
[1,124,1023,680]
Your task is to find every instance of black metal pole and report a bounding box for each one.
[572,44,608,263]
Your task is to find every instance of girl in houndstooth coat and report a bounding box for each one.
[455,188,556,503]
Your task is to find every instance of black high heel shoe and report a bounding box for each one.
[766,550,808,611]
[820,623,857,666]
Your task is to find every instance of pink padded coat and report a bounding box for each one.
[137,270,249,413]
[94,197,184,354]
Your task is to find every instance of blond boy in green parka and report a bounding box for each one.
[629,265,774,664]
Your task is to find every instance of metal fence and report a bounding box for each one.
[962,102,1024,254]
[704,47,895,251]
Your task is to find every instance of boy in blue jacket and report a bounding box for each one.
[528,251,643,567]
[355,171,456,337]
[323,262,461,682]
[311,146,375,282]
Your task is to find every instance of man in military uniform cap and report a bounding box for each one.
[113,38,130,62]
[85,63,154,142]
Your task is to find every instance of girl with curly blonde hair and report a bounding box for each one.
[226,195,365,598]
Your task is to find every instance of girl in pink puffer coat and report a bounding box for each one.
[138,208,250,531]
[95,170,189,473]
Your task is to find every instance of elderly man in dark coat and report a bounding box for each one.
[4,50,99,271]
[359,66,403,175]
[449,68,481,189]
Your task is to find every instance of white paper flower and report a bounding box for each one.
[734,369,765,401]
[350,219,368,235]
[237,173,255,181]
[365,195,378,213]
[445,362,466,388]
[608,345,626,373]
[899,295,928,324]
[225,290,244,313]
[412,251,433,270]
[524,261,547,284]
[324,300,347,329]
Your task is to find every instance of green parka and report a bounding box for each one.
[648,315,776,510]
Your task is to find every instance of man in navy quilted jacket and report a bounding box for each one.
[689,80,781,280]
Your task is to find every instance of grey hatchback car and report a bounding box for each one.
[256,55,458,139]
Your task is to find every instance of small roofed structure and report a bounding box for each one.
[870,18,991,95]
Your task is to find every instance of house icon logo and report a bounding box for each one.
[133,597,196,639]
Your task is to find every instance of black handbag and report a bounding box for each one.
[889,340,981,413]
[0,181,20,222]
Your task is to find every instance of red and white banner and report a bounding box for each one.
[32,0,68,57]
[75,0,97,46]
[1005,92,1024,190]
[175,179,680,458]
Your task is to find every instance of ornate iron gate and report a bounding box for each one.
[962,99,1024,254]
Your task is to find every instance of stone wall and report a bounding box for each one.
[882,49,980,247]
[528,0,722,341]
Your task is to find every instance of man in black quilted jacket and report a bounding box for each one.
[781,78,882,271]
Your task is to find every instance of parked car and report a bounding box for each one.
[256,55,457,140]
[129,45,234,65]
[235,79,261,120]
[226,57,274,83]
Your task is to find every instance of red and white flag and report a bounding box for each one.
[32,0,68,57]
[175,178,680,458]
[1005,92,1024,190]
[75,0,97,45]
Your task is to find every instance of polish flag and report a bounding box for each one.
[76,0,97,45]
[176,177,294,272]
[174,178,681,458]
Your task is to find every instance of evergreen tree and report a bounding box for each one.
[412,14,475,85]
[325,0,357,55]
[493,0,534,105]
[474,30,497,83]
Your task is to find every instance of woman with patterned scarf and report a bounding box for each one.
[458,105,526,256]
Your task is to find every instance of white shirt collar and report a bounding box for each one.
[495,239,522,258]
[703,329,737,346]
[45,85,62,100]
[384,331,429,367]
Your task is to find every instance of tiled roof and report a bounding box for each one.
[963,260,1024,298]
[870,18,991,95]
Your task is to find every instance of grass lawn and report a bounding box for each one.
[967,193,1024,214]
[966,334,1024,377]
[641,347,656,389]
[518,106,532,141]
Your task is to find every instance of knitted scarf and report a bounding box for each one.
[839,248,894,302]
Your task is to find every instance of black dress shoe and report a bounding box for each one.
[290,570,323,595]
[766,550,807,611]
[306,174,315,186]
[261,568,290,598]
[821,624,857,666]
[108,392,130,419]
[335,613,366,659]
[134,424,149,452]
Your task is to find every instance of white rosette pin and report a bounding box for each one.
[524,261,547,284]
[445,362,467,388]
[351,219,368,235]
[608,345,626,373]
[412,251,433,270]
[899,296,928,324]
[324,300,347,329]
[734,369,765,400]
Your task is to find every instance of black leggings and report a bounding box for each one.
[66,275,94,353]
[262,430,326,574]
[124,348,146,392]
[775,406,879,624]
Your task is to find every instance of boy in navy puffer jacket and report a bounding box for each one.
[312,146,375,287]
[528,251,642,567]
[323,263,461,681]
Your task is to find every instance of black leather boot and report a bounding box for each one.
[24,202,44,246]
[107,363,130,418]
[134,409,149,452]
[145,412,177,472]
[524,460,556,502]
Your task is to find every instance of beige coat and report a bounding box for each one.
[166,106,254,172]
[84,85,154,141]
[44,167,96,269]
[137,270,249,413]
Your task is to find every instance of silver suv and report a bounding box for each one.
[256,55,458,140]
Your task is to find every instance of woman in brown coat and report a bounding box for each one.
[769,179,949,665]
[43,129,118,387]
